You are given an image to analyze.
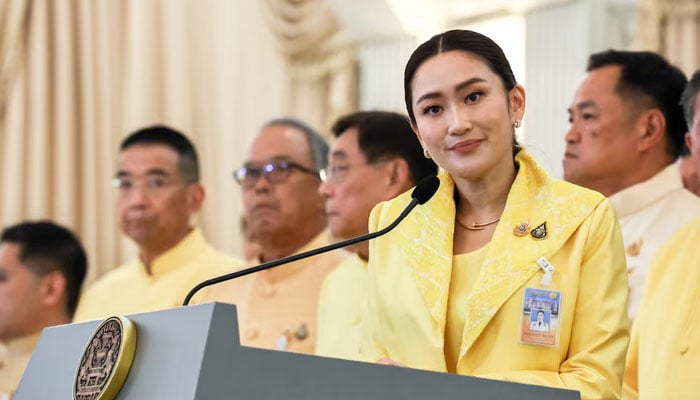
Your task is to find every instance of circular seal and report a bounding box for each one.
[73,316,137,400]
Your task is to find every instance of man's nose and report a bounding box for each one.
[318,178,333,198]
[565,120,580,144]
[251,173,272,193]
[122,185,150,208]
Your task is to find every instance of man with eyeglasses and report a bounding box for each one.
[199,118,347,355]
[74,125,243,321]
[315,111,437,361]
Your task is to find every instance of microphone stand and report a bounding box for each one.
[182,196,422,306]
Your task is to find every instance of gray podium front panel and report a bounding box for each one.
[15,302,580,400]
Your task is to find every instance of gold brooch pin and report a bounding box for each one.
[626,239,643,256]
[294,323,308,340]
[531,222,547,240]
[513,222,530,236]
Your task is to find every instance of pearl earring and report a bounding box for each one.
[514,119,522,129]
[423,148,431,159]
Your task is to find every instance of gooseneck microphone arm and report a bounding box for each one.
[182,175,440,306]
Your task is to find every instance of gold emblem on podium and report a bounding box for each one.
[73,316,137,400]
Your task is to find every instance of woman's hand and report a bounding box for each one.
[377,357,406,367]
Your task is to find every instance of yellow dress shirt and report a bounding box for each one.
[610,163,700,320]
[623,217,700,399]
[198,230,348,355]
[74,228,243,322]
[0,332,41,397]
[315,253,367,361]
[362,150,630,400]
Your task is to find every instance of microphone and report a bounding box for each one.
[182,175,440,305]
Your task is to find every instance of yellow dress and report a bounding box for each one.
[623,216,700,399]
[445,245,488,373]
[361,150,630,400]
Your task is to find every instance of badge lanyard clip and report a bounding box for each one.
[536,257,555,286]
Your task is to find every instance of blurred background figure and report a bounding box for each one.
[74,126,242,321]
[199,118,347,354]
[563,50,700,320]
[623,68,700,400]
[315,110,437,360]
[0,221,87,397]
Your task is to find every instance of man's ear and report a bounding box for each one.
[637,109,666,152]
[384,158,412,198]
[187,183,206,214]
[39,271,67,309]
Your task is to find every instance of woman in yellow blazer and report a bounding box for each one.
[361,30,630,400]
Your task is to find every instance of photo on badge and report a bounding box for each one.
[519,287,561,347]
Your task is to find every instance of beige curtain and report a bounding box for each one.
[0,0,289,283]
[637,0,700,76]
[263,0,358,134]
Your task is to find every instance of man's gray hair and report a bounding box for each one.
[681,70,700,131]
[262,118,329,170]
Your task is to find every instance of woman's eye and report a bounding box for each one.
[423,105,442,115]
[466,92,482,103]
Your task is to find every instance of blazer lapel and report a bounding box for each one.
[403,170,456,337]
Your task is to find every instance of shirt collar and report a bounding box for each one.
[137,227,209,278]
[610,163,683,218]
[0,332,42,357]
[251,230,337,283]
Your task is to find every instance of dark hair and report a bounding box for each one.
[681,69,700,132]
[263,118,329,170]
[120,125,200,183]
[1,221,87,318]
[587,50,688,158]
[404,29,518,125]
[331,111,438,183]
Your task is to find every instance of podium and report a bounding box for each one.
[15,302,580,399]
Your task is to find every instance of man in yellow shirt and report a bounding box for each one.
[74,126,242,321]
[623,69,700,399]
[0,221,87,397]
[200,118,346,354]
[315,111,436,360]
[564,50,700,320]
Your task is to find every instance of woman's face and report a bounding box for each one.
[410,50,524,181]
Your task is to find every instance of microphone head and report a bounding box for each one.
[411,175,440,205]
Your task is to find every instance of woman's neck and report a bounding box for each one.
[452,156,516,254]
[453,157,516,222]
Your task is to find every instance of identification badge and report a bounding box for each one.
[520,287,561,347]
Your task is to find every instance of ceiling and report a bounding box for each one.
[327,0,572,40]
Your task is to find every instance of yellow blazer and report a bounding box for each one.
[362,150,630,400]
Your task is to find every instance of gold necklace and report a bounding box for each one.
[456,217,501,231]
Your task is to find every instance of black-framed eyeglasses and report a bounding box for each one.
[320,159,392,184]
[233,160,320,188]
